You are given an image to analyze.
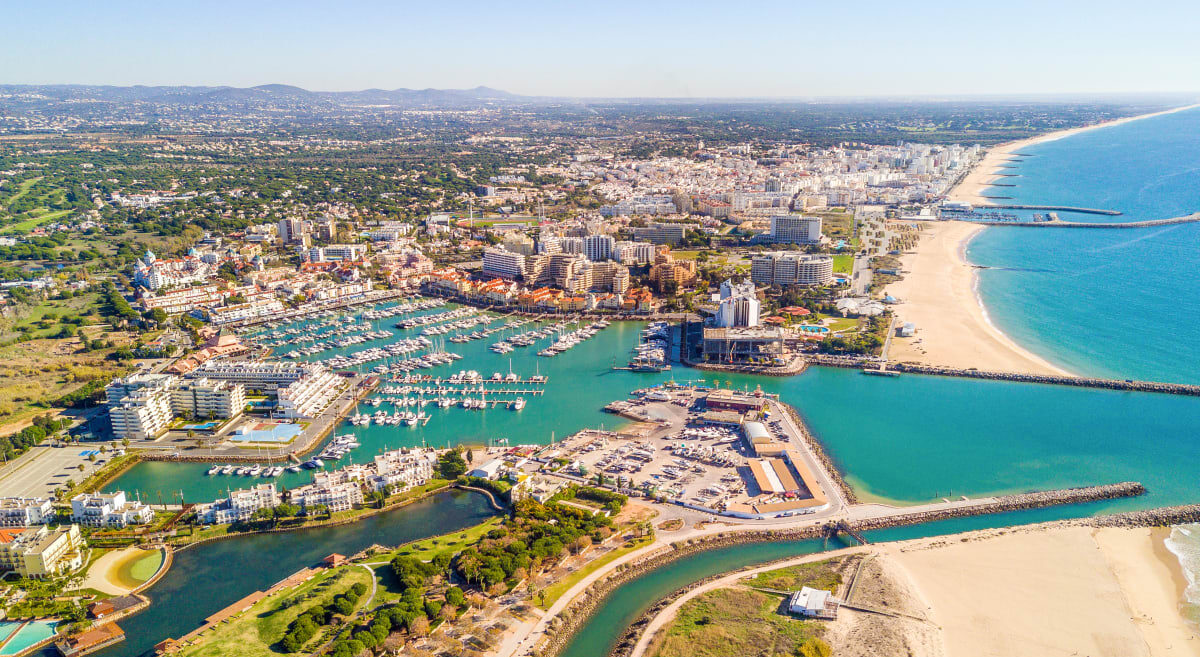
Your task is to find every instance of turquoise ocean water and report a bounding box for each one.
[969,106,1200,383]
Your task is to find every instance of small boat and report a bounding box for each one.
[206,465,220,476]
[510,397,526,411]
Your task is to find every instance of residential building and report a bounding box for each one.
[482,247,527,280]
[107,381,173,440]
[0,497,53,527]
[289,481,363,513]
[278,217,309,245]
[194,484,279,524]
[307,244,367,262]
[274,368,344,419]
[750,252,834,286]
[70,491,154,528]
[583,234,616,262]
[647,248,697,292]
[588,261,631,294]
[169,378,246,420]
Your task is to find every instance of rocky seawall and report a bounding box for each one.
[538,481,1147,657]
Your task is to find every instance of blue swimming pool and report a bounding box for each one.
[0,620,58,655]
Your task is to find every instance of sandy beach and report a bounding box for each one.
[948,104,1200,206]
[886,525,1200,657]
[885,220,1068,375]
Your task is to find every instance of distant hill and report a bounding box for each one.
[0,83,527,108]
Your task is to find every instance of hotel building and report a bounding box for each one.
[0,524,83,578]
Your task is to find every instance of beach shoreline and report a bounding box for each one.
[948,103,1200,206]
[886,524,1200,657]
[885,220,1070,376]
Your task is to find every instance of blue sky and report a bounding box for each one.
[4,0,1198,97]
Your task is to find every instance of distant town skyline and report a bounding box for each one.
[5,0,1199,98]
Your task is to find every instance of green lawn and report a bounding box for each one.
[377,516,502,564]
[831,254,854,275]
[537,536,652,609]
[746,558,845,592]
[5,209,73,233]
[176,566,371,657]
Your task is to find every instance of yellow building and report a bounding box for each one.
[0,524,84,579]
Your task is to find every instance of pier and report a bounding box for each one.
[962,211,1200,228]
[976,203,1123,216]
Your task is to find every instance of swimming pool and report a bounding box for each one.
[0,620,58,655]
[795,326,830,334]
[180,421,221,431]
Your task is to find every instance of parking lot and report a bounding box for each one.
[542,386,814,514]
[0,444,117,499]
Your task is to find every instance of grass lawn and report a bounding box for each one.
[379,516,502,564]
[536,536,653,609]
[651,587,828,657]
[831,254,854,275]
[176,566,371,657]
[4,209,72,234]
[824,317,860,333]
[746,557,846,592]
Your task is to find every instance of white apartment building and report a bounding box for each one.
[170,378,246,420]
[750,252,835,287]
[70,491,155,528]
[372,448,437,490]
[482,247,527,280]
[195,484,279,524]
[289,480,363,513]
[615,241,657,265]
[108,384,173,440]
[140,284,224,315]
[768,214,823,244]
[307,244,367,262]
[188,361,320,390]
[0,497,53,527]
[203,298,286,325]
[583,234,616,262]
[274,367,344,419]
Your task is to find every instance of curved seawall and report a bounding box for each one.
[543,482,1145,657]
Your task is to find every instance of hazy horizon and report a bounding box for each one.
[5,0,1200,98]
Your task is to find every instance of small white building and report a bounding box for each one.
[467,458,505,480]
[0,497,54,527]
[788,586,838,618]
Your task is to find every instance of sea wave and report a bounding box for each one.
[1164,523,1200,626]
